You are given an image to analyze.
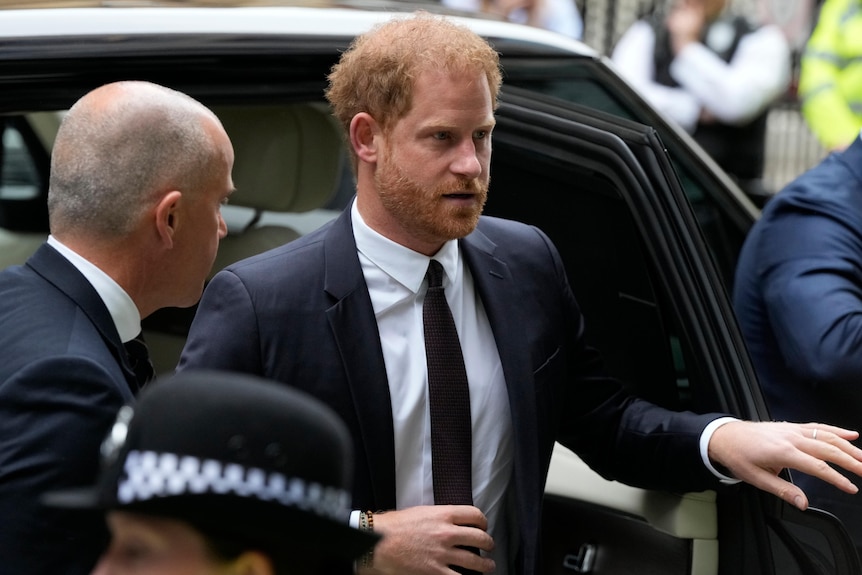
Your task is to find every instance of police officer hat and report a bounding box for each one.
[44,369,378,562]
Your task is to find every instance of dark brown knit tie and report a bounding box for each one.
[424,260,473,505]
[124,332,155,391]
[424,260,479,575]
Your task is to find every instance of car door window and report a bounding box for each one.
[0,115,49,234]
[0,115,49,272]
[488,134,693,408]
[2,121,40,200]
[497,53,757,288]
[490,89,732,411]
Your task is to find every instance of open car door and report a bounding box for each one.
[485,88,859,575]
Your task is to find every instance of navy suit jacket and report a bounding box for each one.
[180,208,721,574]
[0,244,138,575]
[733,136,862,544]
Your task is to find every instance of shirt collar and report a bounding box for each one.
[47,235,142,343]
[351,200,460,293]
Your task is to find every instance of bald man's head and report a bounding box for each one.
[48,81,225,240]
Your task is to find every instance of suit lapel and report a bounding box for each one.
[27,243,139,394]
[461,228,542,539]
[322,209,398,509]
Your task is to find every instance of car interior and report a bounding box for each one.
[143,102,348,370]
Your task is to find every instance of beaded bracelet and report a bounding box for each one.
[359,510,375,568]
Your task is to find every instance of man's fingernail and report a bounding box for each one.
[794,496,805,509]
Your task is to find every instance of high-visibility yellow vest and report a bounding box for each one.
[799,0,862,150]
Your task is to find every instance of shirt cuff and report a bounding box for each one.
[349,509,361,528]
[700,416,742,485]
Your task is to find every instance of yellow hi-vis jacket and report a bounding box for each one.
[799,0,862,150]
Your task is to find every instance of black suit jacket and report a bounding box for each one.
[0,244,138,575]
[179,208,722,574]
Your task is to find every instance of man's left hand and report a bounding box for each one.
[709,421,862,510]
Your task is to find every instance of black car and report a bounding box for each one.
[0,3,854,574]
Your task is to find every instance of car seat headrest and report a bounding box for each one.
[212,103,344,213]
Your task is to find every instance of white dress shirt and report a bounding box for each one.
[46,235,141,344]
[351,202,513,572]
[611,18,790,133]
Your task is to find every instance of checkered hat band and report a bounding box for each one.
[117,450,350,521]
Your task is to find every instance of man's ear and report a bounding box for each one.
[154,190,183,248]
[350,112,382,165]
[229,551,275,575]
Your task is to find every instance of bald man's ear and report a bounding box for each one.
[154,190,182,248]
[230,551,275,575]
[350,112,382,165]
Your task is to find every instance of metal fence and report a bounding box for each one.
[577,0,828,193]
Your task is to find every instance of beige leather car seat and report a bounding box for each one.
[208,103,345,276]
[144,102,346,375]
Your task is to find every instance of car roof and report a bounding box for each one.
[0,0,596,56]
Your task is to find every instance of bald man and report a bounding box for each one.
[0,81,234,575]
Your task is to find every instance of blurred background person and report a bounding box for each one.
[611,0,791,206]
[732,129,862,552]
[441,0,583,39]
[798,0,862,153]
[45,369,379,575]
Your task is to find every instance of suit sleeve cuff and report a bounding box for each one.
[700,416,743,484]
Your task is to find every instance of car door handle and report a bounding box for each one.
[563,543,597,573]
